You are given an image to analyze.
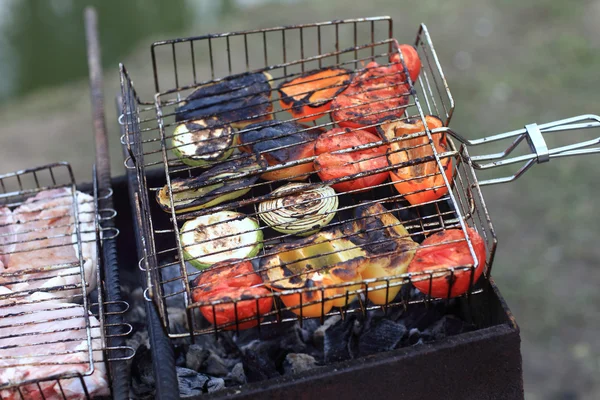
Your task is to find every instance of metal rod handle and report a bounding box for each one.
[435,114,600,186]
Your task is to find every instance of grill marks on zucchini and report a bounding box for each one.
[171,118,236,167]
[175,72,274,129]
[181,211,263,270]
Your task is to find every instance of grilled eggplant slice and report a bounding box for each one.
[175,72,274,129]
[172,118,236,167]
[156,155,267,214]
[239,120,323,181]
[261,229,368,316]
[343,202,418,305]
[181,211,262,270]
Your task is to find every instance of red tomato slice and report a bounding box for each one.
[191,260,273,330]
[391,43,422,84]
[408,227,486,298]
[331,57,411,134]
[314,128,389,192]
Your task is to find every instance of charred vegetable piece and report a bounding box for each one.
[395,43,422,83]
[261,229,368,316]
[331,54,411,134]
[383,115,453,205]
[343,202,418,305]
[172,118,236,167]
[408,227,486,298]
[156,155,267,214]
[314,127,389,193]
[191,260,273,330]
[175,72,274,129]
[258,183,338,236]
[278,67,352,122]
[181,211,262,270]
[239,120,323,181]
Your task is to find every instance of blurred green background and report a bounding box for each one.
[1,0,598,398]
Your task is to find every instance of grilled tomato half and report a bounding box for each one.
[408,227,486,298]
[314,127,389,193]
[191,260,273,330]
[331,55,411,133]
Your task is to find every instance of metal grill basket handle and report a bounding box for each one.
[438,114,600,186]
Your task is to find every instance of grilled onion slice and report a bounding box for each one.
[156,155,267,214]
[172,118,236,167]
[258,183,337,236]
[181,211,263,270]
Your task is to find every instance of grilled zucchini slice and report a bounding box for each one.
[181,211,263,270]
[171,118,236,167]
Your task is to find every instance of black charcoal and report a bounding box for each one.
[323,316,355,363]
[227,362,247,385]
[313,315,341,349]
[177,367,225,397]
[358,319,407,356]
[283,353,318,375]
[408,328,422,345]
[242,348,280,382]
[186,345,229,377]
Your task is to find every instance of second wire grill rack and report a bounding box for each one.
[119,16,497,339]
[0,162,134,399]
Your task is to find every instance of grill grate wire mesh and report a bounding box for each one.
[119,17,497,339]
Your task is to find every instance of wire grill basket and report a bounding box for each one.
[0,162,133,399]
[119,16,600,339]
[119,17,494,338]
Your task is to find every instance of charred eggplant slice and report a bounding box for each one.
[175,72,274,129]
[239,120,323,181]
[156,155,267,214]
[181,211,263,270]
[172,118,236,167]
[343,202,418,305]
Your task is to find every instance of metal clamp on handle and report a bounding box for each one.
[437,114,600,186]
[524,123,549,163]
